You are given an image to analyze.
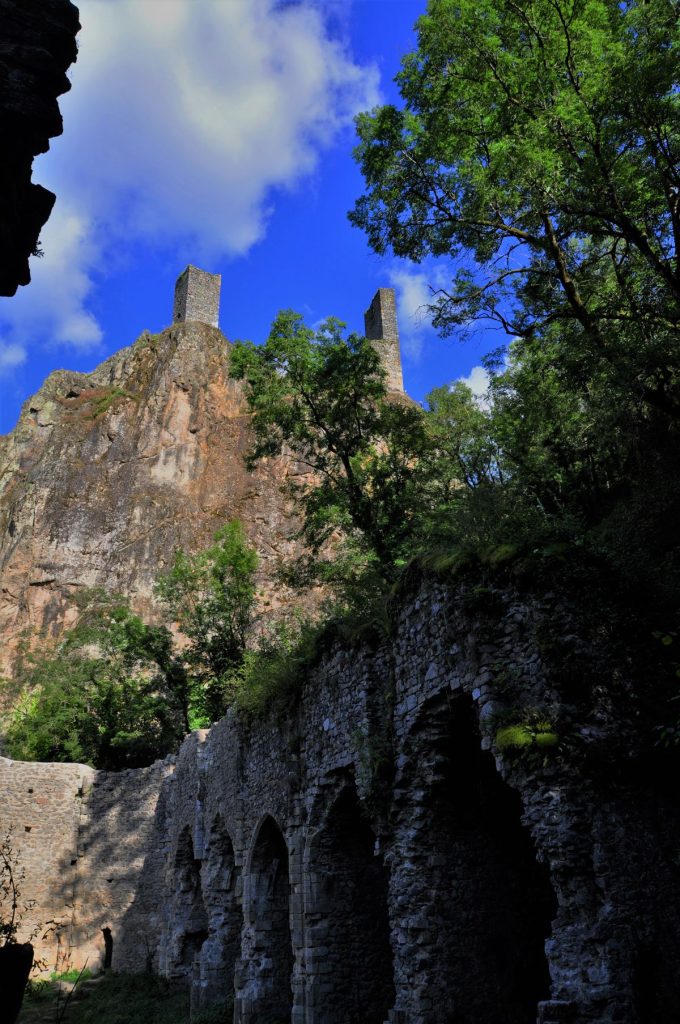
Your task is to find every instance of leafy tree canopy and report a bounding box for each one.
[349,0,680,607]
[351,0,680,419]
[230,311,466,591]
[5,594,188,770]
[155,520,259,723]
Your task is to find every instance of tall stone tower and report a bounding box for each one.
[364,287,404,393]
[173,265,221,328]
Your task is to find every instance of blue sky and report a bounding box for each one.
[0,0,495,435]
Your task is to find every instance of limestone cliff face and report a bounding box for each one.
[0,323,304,671]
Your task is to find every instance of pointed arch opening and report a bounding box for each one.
[247,815,293,1021]
[423,694,556,1023]
[307,784,394,1024]
[167,826,209,984]
[191,815,242,1014]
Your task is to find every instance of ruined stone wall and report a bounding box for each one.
[3,581,679,1024]
[0,756,172,974]
[0,758,91,965]
[364,288,404,393]
[173,266,221,328]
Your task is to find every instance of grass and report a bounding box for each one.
[91,388,135,419]
[495,722,559,751]
[24,973,190,1024]
[51,968,93,983]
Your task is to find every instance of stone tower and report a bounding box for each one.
[173,265,221,328]
[364,287,404,393]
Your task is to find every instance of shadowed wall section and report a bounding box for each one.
[164,827,208,985]
[306,784,394,1024]
[237,816,293,1024]
[4,581,680,1024]
[191,815,242,1013]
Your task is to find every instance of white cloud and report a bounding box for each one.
[0,0,379,358]
[2,204,102,353]
[0,343,26,371]
[387,262,450,361]
[458,365,490,402]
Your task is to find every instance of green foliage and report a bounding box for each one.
[5,592,189,770]
[231,614,323,720]
[351,0,680,405]
[26,971,235,1024]
[91,388,134,419]
[231,311,468,590]
[155,521,259,723]
[56,972,190,1024]
[51,968,93,983]
[496,722,559,751]
[349,0,680,609]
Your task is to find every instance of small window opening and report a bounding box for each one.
[102,928,113,969]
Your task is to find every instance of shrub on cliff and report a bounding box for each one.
[155,520,259,724]
[4,596,188,770]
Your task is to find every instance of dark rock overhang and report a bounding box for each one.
[0,0,80,296]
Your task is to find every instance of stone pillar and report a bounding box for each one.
[173,265,221,328]
[364,287,404,393]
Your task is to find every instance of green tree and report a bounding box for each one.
[155,521,259,722]
[350,0,680,593]
[351,0,680,419]
[5,597,188,770]
[230,311,454,592]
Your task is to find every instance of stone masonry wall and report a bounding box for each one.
[364,288,404,393]
[3,581,679,1023]
[173,265,221,328]
[0,756,173,974]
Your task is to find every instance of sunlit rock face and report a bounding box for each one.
[0,0,80,295]
[0,322,305,673]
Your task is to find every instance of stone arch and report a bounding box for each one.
[391,693,557,1024]
[165,826,209,984]
[191,814,242,1014]
[305,781,394,1024]
[237,814,293,1023]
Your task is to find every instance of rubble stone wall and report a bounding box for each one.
[3,581,679,1024]
[364,288,404,393]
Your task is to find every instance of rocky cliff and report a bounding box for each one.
[0,0,80,295]
[0,321,305,674]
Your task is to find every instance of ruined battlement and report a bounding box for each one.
[171,271,405,394]
[173,265,221,328]
[364,286,404,393]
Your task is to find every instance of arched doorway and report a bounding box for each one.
[166,827,209,984]
[101,927,113,970]
[192,815,242,1014]
[414,695,557,1023]
[246,816,293,1022]
[307,784,394,1024]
